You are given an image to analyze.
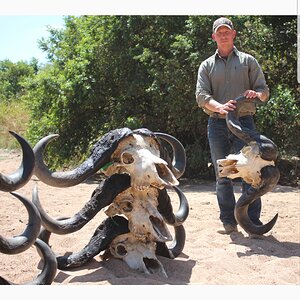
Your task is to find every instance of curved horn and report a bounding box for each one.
[226,96,261,144]
[167,225,186,258]
[27,239,57,285]
[56,215,130,270]
[33,128,132,187]
[0,131,34,192]
[154,132,186,179]
[33,134,96,188]
[235,166,280,235]
[37,216,68,248]
[227,96,278,161]
[32,174,131,235]
[227,106,278,161]
[0,276,10,285]
[156,225,186,259]
[38,216,129,270]
[172,186,189,225]
[0,192,41,254]
[157,186,189,226]
[0,238,57,285]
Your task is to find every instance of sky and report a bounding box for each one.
[0,0,297,64]
[0,15,65,64]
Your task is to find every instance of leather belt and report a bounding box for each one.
[210,112,254,119]
[210,113,226,119]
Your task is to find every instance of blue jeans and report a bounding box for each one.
[207,115,262,226]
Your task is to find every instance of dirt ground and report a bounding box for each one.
[0,149,299,294]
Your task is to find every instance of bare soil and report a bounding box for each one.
[0,149,299,287]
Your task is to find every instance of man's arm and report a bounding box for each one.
[195,62,213,108]
[195,61,237,115]
[246,57,270,102]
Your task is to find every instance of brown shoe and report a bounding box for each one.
[217,224,238,234]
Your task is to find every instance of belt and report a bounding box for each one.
[210,113,226,119]
[210,112,254,119]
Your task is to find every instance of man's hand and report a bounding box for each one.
[216,99,237,115]
[244,90,266,101]
[204,98,237,115]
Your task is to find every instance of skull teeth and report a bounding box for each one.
[134,185,149,191]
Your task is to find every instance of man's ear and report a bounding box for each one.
[212,33,216,41]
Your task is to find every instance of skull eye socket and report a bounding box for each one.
[121,152,134,164]
[122,200,133,212]
[116,245,127,256]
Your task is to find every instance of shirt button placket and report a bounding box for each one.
[225,60,230,99]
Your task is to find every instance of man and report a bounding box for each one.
[195,17,270,234]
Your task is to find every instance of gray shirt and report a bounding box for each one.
[195,46,269,116]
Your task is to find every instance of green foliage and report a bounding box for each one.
[256,85,300,157]
[2,15,297,180]
[235,16,297,92]
[0,59,37,102]
[124,116,142,129]
[184,141,213,179]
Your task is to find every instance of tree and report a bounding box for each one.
[0,59,37,102]
[24,15,298,178]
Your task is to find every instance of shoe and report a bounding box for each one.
[217,224,238,234]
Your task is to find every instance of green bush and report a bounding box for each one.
[256,85,300,158]
[1,16,297,185]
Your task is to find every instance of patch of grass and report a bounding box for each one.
[0,100,30,149]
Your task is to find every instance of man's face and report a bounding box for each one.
[212,26,236,46]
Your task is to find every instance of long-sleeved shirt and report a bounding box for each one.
[195,46,269,116]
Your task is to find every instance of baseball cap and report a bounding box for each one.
[213,17,234,33]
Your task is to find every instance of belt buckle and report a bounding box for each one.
[212,112,221,118]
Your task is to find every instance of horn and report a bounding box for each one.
[157,186,189,226]
[226,96,261,144]
[33,128,132,187]
[156,225,186,259]
[0,131,34,192]
[154,132,186,179]
[27,239,57,285]
[227,96,278,161]
[172,186,189,225]
[33,134,98,188]
[0,239,57,285]
[235,166,280,235]
[32,174,131,235]
[56,215,130,270]
[0,192,41,255]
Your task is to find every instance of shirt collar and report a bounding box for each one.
[214,46,239,59]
